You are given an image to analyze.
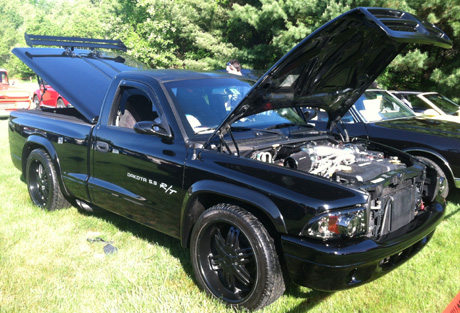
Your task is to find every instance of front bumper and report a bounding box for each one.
[281,200,445,291]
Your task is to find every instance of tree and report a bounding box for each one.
[0,0,117,76]
[0,0,32,74]
[1,0,458,102]
[350,0,460,101]
[227,0,354,69]
[108,0,240,70]
[407,0,460,101]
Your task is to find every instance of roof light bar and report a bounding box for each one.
[25,33,127,52]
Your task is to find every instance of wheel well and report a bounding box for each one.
[409,151,453,185]
[182,192,280,249]
[22,143,43,174]
[21,143,68,197]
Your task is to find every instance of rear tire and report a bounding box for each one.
[26,149,69,211]
[417,156,449,198]
[190,203,285,310]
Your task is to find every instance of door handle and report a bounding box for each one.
[96,141,109,153]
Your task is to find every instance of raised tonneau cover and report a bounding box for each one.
[12,39,136,123]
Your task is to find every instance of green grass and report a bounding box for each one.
[0,118,459,312]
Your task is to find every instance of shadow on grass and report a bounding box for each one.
[79,208,193,276]
[444,207,460,220]
[284,285,332,312]
[79,208,334,311]
[445,189,460,220]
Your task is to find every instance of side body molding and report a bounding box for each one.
[180,180,288,247]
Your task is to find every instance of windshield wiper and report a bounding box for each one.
[194,127,217,134]
[265,122,312,130]
[231,126,288,139]
[230,126,252,131]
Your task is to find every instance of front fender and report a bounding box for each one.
[180,180,287,247]
[23,135,58,168]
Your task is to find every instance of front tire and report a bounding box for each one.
[33,95,40,109]
[190,204,285,310]
[26,149,69,211]
[56,98,65,108]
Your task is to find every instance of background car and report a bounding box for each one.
[0,68,31,117]
[391,91,460,117]
[33,80,70,108]
[307,89,460,198]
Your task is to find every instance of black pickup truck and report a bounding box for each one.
[8,8,451,311]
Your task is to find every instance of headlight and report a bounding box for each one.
[303,208,367,240]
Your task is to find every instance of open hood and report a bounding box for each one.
[12,35,136,123]
[215,7,451,136]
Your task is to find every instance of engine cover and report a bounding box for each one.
[334,159,404,183]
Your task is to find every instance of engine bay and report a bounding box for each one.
[245,138,407,185]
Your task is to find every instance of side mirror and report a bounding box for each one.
[134,121,171,138]
[303,108,318,121]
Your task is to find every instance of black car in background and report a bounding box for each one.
[308,89,460,198]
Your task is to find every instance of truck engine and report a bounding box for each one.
[248,139,406,184]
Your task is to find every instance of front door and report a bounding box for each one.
[89,81,186,238]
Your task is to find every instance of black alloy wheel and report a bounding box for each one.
[26,149,69,211]
[190,204,285,310]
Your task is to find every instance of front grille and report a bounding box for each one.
[368,182,418,239]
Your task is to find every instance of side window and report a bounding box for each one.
[306,108,355,123]
[111,86,160,128]
[408,96,432,111]
[303,107,355,128]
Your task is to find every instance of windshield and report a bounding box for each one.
[164,77,309,140]
[423,93,460,115]
[233,108,305,129]
[164,77,254,136]
[353,90,415,122]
